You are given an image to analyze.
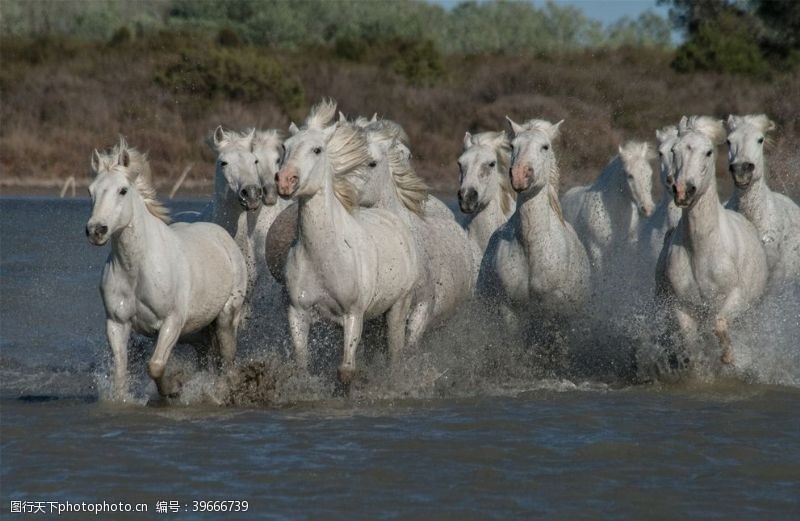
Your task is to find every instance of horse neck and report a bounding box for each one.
[110,193,164,275]
[297,172,354,261]
[729,163,771,226]
[681,179,724,251]
[517,184,559,252]
[466,187,509,252]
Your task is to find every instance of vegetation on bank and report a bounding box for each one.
[0,1,797,197]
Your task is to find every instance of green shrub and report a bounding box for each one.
[672,11,768,76]
[385,38,444,86]
[154,45,304,110]
[216,27,241,47]
[108,26,132,47]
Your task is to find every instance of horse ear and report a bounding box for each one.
[371,113,378,123]
[618,144,625,156]
[505,116,523,136]
[289,122,299,135]
[213,125,226,148]
[549,119,564,140]
[119,148,130,168]
[338,111,347,123]
[463,131,473,149]
[764,117,776,133]
[243,128,255,147]
[725,115,739,132]
[91,149,101,172]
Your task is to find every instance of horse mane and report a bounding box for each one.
[360,119,428,216]
[326,122,370,212]
[678,115,726,145]
[548,160,564,225]
[655,125,678,146]
[387,144,428,217]
[110,138,170,224]
[305,99,338,130]
[251,129,285,151]
[517,119,561,139]
[211,127,253,152]
[468,131,515,215]
[725,114,776,134]
[620,140,656,165]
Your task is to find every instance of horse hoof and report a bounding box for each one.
[337,366,355,386]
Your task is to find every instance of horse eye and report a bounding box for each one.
[254,159,259,164]
[542,144,549,151]
[705,150,713,157]
[276,157,281,165]
[489,161,496,168]
[758,137,764,144]
[658,151,663,157]
[368,161,377,168]
[313,147,322,155]
[220,161,228,167]
[119,187,128,196]
[725,139,731,146]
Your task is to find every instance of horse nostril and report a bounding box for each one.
[97,225,108,235]
[743,162,755,173]
[239,188,248,198]
[85,226,90,237]
[672,185,678,195]
[687,184,696,196]
[729,164,736,173]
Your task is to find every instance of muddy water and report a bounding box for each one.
[2,197,799,519]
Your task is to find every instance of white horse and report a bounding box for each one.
[206,127,290,340]
[355,117,474,348]
[457,130,516,260]
[275,101,419,384]
[479,117,590,338]
[87,138,247,398]
[562,141,655,277]
[640,125,682,263]
[724,114,800,294]
[657,116,768,366]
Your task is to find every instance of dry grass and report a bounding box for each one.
[1,38,798,199]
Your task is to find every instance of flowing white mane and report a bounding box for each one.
[93,137,170,223]
[212,126,254,152]
[251,129,285,151]
[655,125,678,145]
[619,140,656,167]
[358,118,428,216]
[725,113,776,134]
[468,131,515,215]
[678,115,726,145]
[304,99,338,130]
[326,121,370,213]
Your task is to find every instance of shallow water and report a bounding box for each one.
[2,197,799,519]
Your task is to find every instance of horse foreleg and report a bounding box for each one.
[338,313,364,385]
[288,305,311,370]
[716,289,745,365]
[106,319,131,400]
[214,303,240,372]
[713,317,733,365]
[148,316,183,397]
